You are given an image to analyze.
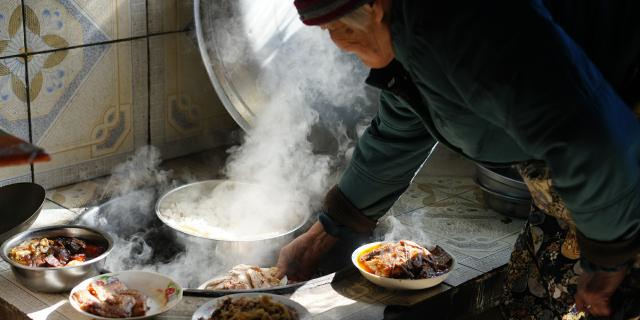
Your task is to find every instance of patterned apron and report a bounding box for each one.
[500,159,640,320]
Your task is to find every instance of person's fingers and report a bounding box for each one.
[586,297,611,317]
[575,291,612,317]
[574,295,588,313]
[275,247,291,279]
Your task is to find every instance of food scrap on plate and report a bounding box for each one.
[72,277,149,318]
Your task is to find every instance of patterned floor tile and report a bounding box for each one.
[412,176,476,197]
[22,0,145,51]
[458,246,514,273]
[0,0,24,59]
[390,195,524,258]
[443,263,484,287]
[33,38,148,189]
[149,32,238,160]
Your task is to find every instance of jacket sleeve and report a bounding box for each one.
[337,91,436,220]
[410,1,640,266]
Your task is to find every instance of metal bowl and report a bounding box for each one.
[0,225,114,293]
[475,164,531,199]
[0,183,45,245]
[156,180,311,267]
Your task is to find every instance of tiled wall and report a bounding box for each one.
[0,0,238,189]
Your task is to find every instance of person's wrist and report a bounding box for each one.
[307,220,339,246]
[318,211,354,239]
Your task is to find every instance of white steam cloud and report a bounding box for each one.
[78,0,377,288]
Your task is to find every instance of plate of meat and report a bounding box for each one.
[198,264,287,291]
[192,293,309,320]
[69,270,182,319]
[352,240,455,290]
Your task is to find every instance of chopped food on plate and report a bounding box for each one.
[72,276,149,318]
[204,264,286,290]
[8,237,105,267]
[201,295,298,320]
[358,240,453,279]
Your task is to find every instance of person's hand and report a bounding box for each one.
[276,222,338,282]
[574,267,627,317]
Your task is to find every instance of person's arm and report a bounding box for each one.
[321,90,436,237]
[409,2,640,266]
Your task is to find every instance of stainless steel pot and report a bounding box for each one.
[475,165,531,219]
[0,183,45,244]
[155,180,311,267]
[0,225,113,293]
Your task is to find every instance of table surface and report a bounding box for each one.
[0,146,525,319]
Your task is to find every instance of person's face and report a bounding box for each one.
[320,4,393,68]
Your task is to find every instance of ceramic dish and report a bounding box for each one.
[352,241,455,290]
[191,293,310,320]
[69,270,183,319]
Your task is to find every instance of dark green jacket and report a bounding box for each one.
[338,0,640,264]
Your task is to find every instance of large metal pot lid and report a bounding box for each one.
[195,0,378,154]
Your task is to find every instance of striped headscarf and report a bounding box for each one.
[294,0,372,26]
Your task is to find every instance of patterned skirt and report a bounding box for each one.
[500,162,640,320]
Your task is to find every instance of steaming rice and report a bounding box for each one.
[158,181,307,241]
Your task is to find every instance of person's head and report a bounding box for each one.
[294,0,394,68]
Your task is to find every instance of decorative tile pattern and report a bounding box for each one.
[149,32,238,160]
[22,0,145,50]
[0,0,24,59]
[148,0,193,34]
[33,39,148,189]
[0,54,31,186]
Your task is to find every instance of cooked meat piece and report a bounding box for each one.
[88,278,129,303]
[119,289,149,317]
[73,277,148,318]
[44,254,63,267]
[358,241,453,279]
[204,264,285,290]
[8,237,103,267]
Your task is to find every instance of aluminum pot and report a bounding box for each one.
[0,225,113,293]
[475,164,531,199]
[156,180,311,267]
[0,183,45,244]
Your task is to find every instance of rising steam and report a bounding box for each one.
[78,0,376,287]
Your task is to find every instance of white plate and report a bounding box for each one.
[192,293,310,320]
[352,241,455,290]
[69,270,183,320]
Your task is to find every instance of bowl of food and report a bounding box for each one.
[0,182,45,244]
[0,225,113,292]
[69,270,183,319]
[352,240,455,290]
[191,293,309,320]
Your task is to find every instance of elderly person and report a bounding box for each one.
[276,0,640,318]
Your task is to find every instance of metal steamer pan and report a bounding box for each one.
[155,180,311,268]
